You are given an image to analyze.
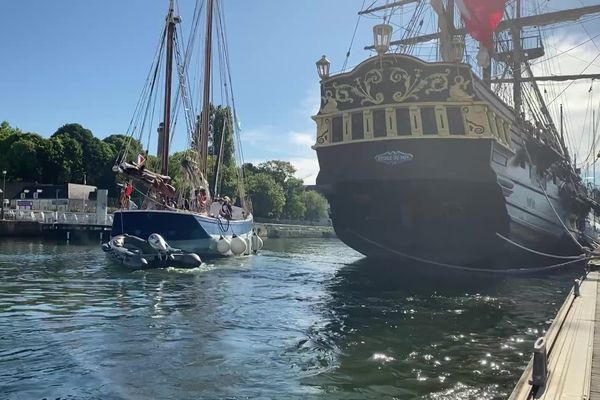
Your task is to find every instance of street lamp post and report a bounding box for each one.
[1,170,5,220]
[35,189,43,211]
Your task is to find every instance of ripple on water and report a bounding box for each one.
[0,238,582,399]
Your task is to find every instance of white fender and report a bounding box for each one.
[251,231,263,253]
[230,234,247,256]
[217,236,231,255]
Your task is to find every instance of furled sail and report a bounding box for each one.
[456,0,506,66]
[456,0,505,49]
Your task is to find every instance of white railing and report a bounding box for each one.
[3,210,113,226]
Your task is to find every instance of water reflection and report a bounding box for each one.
[0,238,583,400]
[303,256,582,399]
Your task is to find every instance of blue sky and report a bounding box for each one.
[1,0,600,184]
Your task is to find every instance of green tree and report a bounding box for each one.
[208,106,240,199]
[59,136,85,183]
[52,123,115,188]
[38,138,69,183]
[257,160,296,187]
[0,122,20,175]
[246,172,285,218]
[301,190,329,221]
[103,134,144,162]
[285,194,306,220]
[8,135,43,182]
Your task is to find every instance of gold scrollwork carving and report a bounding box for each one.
[390,68,450,103]
[316,118,330,144]
[463,107,485,135]
[448,76,474,101]
[331,69,384,106]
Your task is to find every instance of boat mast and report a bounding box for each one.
[511,0,522,121]
[161,0,177,176]
[200,0,215,178]
[432,0,456,62]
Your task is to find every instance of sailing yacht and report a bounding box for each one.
[109,0,256,257]
[312,0,600,268]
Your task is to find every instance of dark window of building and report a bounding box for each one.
[373,109,387,138]
[447,107,465,135]
[421,107,438,135]
[351,112,364,140]
[395,108,411,136]
[332,116,343,143]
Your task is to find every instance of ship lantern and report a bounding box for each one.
[451,36,465,62]
[316,55,331,80]
[373,23,393,55]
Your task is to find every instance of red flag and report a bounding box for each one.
[137,153,146,166]
[456,0,506,50]
[125,183,133,197]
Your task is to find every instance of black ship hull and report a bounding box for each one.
[311,53,595,270]
[316,138,585,269]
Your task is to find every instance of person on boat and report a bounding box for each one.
[119,182,133,209]
[196,187,208,214]
[219,196,233,220]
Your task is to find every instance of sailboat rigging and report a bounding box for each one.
[312,0,600,269]
[107,0,258,260]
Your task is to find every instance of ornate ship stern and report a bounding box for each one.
[312,53,516,265]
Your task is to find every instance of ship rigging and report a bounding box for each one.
[312,0,600,268]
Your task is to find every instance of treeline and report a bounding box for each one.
[0,121,328,221]
[0,121,132,195]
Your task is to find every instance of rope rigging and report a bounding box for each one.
[342,0,367,72]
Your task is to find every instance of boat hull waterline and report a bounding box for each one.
[111,210,255,257]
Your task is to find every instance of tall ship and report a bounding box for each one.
[109,0,256,258]
[312,0,600,268]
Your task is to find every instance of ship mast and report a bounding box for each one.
[200,0,214,178]
[161,0,177,176]
[511,0,522,121]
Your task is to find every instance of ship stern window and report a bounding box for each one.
[447,107,465,135]
[421,107,438,135]
[332,116,343,143]
[395,108,411,136]
[373,109,387,138]
[351,112,364,140]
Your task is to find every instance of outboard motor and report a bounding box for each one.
[148,233,169,252]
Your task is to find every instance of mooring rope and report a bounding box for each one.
[495,232,584,260]
[349,230,588,274]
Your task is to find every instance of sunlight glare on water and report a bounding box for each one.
[0,238,581,399]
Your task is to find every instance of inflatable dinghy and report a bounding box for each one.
[102,233,202,270]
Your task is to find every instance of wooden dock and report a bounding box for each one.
[509,263,600,399]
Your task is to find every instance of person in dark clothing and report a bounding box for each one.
[219,196,233,220]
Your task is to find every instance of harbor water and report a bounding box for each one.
[0,238,582,399]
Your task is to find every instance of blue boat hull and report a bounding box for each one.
[111,210,254,256]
